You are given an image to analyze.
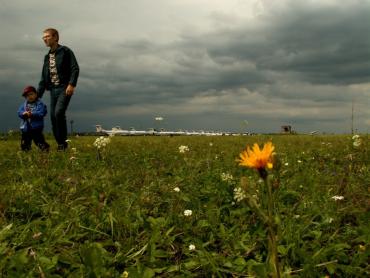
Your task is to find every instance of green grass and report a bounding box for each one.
[0,134,369,277]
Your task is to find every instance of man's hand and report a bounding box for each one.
[65,84,75,96]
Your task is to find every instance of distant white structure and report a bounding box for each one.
[96,125,248,136]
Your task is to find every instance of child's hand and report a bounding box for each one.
[23,111,31,118]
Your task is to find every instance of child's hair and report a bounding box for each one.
[23,86,37,97]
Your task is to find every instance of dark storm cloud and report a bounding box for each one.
[203,1,370,86]
[78,0,370,108]
[1,0,369,133]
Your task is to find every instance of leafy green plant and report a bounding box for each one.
[0,134,368,276]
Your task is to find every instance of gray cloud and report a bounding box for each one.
[1,0,369,134]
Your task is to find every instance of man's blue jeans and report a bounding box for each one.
[50,86,71,146]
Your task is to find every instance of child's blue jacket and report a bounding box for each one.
[17,99,47,132]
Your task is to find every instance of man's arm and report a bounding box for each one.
[66,48,79,96]
[37,58,47,98]
[68,48,79,87]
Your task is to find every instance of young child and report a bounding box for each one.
[17,86,50,151]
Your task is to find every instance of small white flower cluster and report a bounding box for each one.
[188,244,196,251]
[325,217,334,224]
[93,136,111,149]
[173,187,181,192]
[184,209,192,216]
[221,172,234,183]
[352,134,362,147]
[233,187,246,202]
[179,145,189,153]
[331,195,344,201]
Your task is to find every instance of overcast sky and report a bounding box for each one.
[1,0,369,134]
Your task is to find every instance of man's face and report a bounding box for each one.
[42,32,57,48]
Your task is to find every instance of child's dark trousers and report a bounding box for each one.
[21,129,50,151]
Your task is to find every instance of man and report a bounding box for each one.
[38,28,79,150]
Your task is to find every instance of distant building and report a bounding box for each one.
[281,125,292,134]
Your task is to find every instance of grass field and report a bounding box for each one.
[0,134,369,277]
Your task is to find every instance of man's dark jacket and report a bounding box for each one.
[38,45,79,98]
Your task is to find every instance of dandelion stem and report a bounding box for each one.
[265,177,280,278]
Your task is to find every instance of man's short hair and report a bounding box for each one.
[43,28,59,42]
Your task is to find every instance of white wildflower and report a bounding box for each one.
[233,187,246,202]
[209,142,213,146]
[326,217,334,224]
[189,244,196,251]
[221,172,234,182]
[173,187,180,192]
[29,248,36,258]
[284,162,289,166]
[331,195,344,201]
[93,136,111,149]
[352,135,362,147]
[353,140,361,147]
[179,145,189,153]
[184,209,192,216]
[297,160,302,163]
[32,232,42,239]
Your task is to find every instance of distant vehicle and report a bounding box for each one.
[309,130,318,135]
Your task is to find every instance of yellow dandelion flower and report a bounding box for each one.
[238,142,275,170]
